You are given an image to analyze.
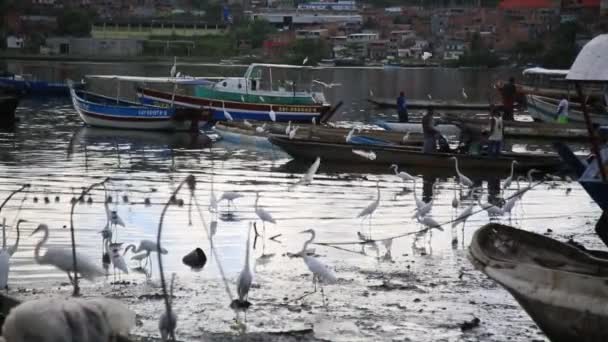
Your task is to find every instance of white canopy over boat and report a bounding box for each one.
[522,67,569,76]
[567,34,608,83]
[85,75,220,85]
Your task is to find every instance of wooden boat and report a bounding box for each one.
[268,135,561,172]
[519,67,605,103]
[469,223,608,342]
[375,120,461,136]
[70,87,207,131]
[0,94,19,128]
[527,94,608,125]
[138,87,331,123]
[367,97,502,111]
[0,73,84,97]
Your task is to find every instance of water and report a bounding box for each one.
[0,61,604,341]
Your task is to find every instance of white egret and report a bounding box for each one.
[236,223,253,304]
[243,119,253,128]
[503,160,518,190]
[452,186,459,209]
[452,204,475,228]
[31,224,104,284]
[222,102,234,121]
[255,123,267,134]
[2,297,135,342]
[254,192,276,231]
[402,132,411,143]
[345,126,362,143]
[311,117,316,125]
[358,181,380,225]
[0,250,8,289]
[290,157,321,190]
[7,219,25,257]
[302,56,309,65]
[421,51,432,61]
[268,107,276,122]
[389,164,416,182]
[289,126,299,139]
[413,198,433,218]
[159,273,177,342]
[515,169,540,200]
[219,191,244,208]
[312,80,341,88]
[416,214,443,231]
[110,210,125,227]
[259,96,265,103]
[299,229,337,292]
[285,121,292,135]
[109,243,128,279]
[461,88,468,99]
[478,198,504,217]
[427,94,432,100]
[170,56,177,78]
[352,149,376,160]
[241,95,245,102]
[124,239,168,268]
[450,157,474,187]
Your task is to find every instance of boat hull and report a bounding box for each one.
[268,135,560,172]
[137,87,328,123]
[368,97,501,111]
[376,120,461,136]
[469,224,608,342]
[527,95,608,125]
[70,89,203,131]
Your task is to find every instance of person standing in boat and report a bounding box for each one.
[500,77,516,121]
[397,91,409,123]
[422,107,438,153]
[556,96,569,124]
[488,109,504,157]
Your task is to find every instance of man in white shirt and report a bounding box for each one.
[556,97,569,124]
[488,109,503,157]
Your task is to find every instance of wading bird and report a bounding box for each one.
[269,107,276,122]
[311,117,316,126]
[503,161,518,190]
[345,126,361,143]
[2,297,135,342]
[170,56,177,78]
[389,164,416,182]
[358,181,380,227]
[0,219,26,289]
[450,157,473,188]
[109,242,128,280]
[259,96,265,103]
[222,102,234,121]
[236,223,253,306]
[7,219,25,257]
[159,273,177,342]
[219,191,244,209]
[461,88,468,99]
[31,224,104,285]
[254,192,276,232]
[289,126,299,140]
[285,121,292,135]
[124,240,168,269]
[290,157,321,189]
[255,123,267,134]
[478,198,504,217]
[299,229,337,299]
[452,204,475,228]
[416,214,443,231]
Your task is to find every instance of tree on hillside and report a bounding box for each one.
[541,22,579,69]
[57,8,96,37]
[232,19,276,49]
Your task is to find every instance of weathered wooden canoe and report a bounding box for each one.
[469,223,608,342]
[268,135,562,172]
[368,97,502,111]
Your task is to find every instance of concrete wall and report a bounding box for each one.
[45,37,144,56]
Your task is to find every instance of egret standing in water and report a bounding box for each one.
[235,223,253,307]
[0,219,25,289]
[450,157,474,188]
[289,157,321,190]
[219,191,244,209]
[109,242,128,281]
[254,192,276,234]
[124,239,168,270]
[389,164,416,182]
[358,181,381,238]
[31,224,104,285]
[503,160,518,190]
[298,229,337,304]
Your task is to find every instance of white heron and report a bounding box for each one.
[170,56,177,78]
[6,219,25,257]
[358,181,380,226]
[241,95,245,102]
[219,191,244,208]
[290,157,321,190]
[416,214,443,231]
[503,160,518,190]
[413,198,433,218]
[389,164,416,182]
[109,210,125,227]
[285,121,292,135]
[515,169,540,200]
[427,94,433,100]
[302,56,309,65]
[31,224,104,284]
[236,222,253,304]
[312,80,341,88]
[289,126,299,139]
[478,198,504,217]
[352,149,376,160]
[299,229,337,293]
[402,132,411,143]
[255,123,267,134]
[124,239,168,268]
[311,117,316,125]
[421,51,432,61]
[109,243,128,280]
[452,186,459,209]
[254,192,276,231]
[222,102,234,121]
[450,157,474,187]
[452,203,475,228]
[345,126,362,143]
[159,273,177,342]
[269,106,276,122]
[461,88,468,99]
[2,297,135,342]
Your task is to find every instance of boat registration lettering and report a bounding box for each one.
[137,109,166,117]
[277,106,317,113]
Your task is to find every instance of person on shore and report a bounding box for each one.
[488,108,504,157]
[556,96,569,124]
[422,107,438,153]
[500,77,516,121]
[397,91,408,123]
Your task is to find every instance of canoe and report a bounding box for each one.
[0,95,19,128]
[268,135,562,172]
[375,120,461,136]
[368,97,502,111]
[527,95,608,125]
[469,223,608,342]
[137,87,330,123]
[70,88,208,131]
[0,75,84,97]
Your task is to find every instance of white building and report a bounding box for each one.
[298,0,357,11]
[347,32,379,43]
[6,36,24,49]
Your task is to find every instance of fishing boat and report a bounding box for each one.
[268,135,561,172]
[0,73,84,97]
[469,223,608,342]
[375,120,461,136]
[367,97,501,111]
[519,67,606,103]
[527,94,608,125]
[69,87,207,131]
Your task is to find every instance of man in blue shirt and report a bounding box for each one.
[397,91,408,122]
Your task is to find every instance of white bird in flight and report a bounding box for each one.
[352,149,376,161]
[290,157,321,190]
[312,80,342,88]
